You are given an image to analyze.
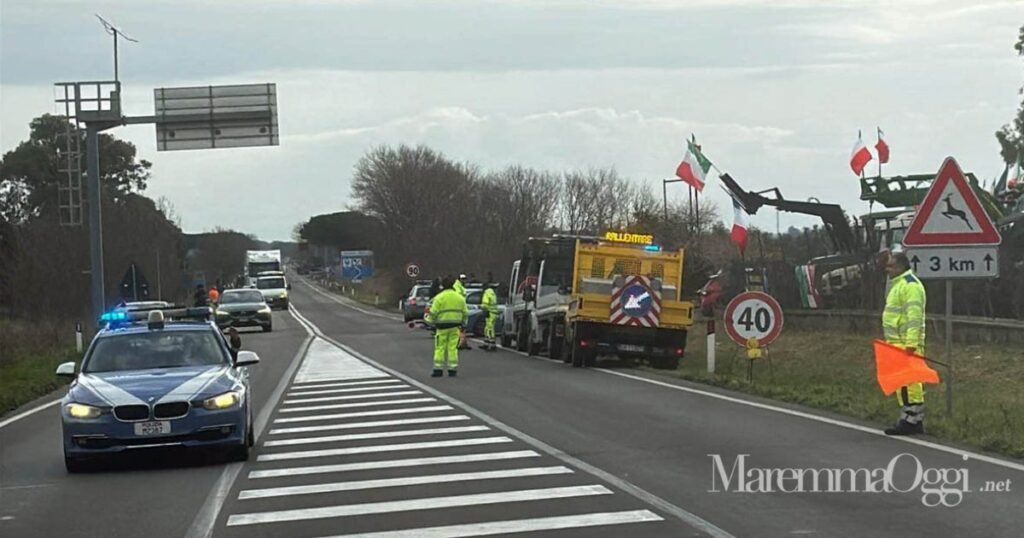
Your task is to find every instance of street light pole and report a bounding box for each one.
[86,124,105,319]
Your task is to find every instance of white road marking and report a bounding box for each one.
[289,379,404,390]
[288,303,736,538]
[287,385,412,397]
[238,466,574,500]
[269,415,471,435]
[279,397,435,413]
[283,390,421,405]
[294,337,388,383]
[595,369,1024,474]
[273,405,452,424]
[264,426,490,447]
[0,399,60,430]
[322,510,664,538]
[226,485,613,526]
[258,437,514,462]
[248,450,541,480]
[184,309,315,538]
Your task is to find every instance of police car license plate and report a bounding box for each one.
[618,344,645,353]
[134,421,171,436]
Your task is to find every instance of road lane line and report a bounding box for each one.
[273,405,452,424]
[321,510,664,537]
[238,466,573,500]
[288,303,736,538]
[279,397,435,413]
[248,450,541,479]
[258,437,514,462]
[0,399,61,430]
[283,390,421,405]
[185,308,314,538]
[263,426,490,447]
[300,276,404,322]
[594,369,1024,474]
[269,415,471,435]
[290,379,404,390]
[287,385,411,397]
[226,485,612,526]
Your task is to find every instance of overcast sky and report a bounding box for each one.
[2,0,1022,241]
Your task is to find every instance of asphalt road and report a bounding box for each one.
[0,310,309,538]
[2,277,1023,537]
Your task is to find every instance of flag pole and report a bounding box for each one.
[876,127,882,179]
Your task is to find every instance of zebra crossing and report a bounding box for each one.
[214,336,671,537]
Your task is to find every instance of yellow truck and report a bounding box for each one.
[501,232,694,369]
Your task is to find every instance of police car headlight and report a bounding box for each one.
[66,403,102,419]
[258,306,272,314]
[280,291,288,298]
[216,310,230,317]
[202,391,240,410]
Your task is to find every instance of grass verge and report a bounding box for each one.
[646,324,1024,459]
[0,348,74,415]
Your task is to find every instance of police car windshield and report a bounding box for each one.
[220,291,266,304]
[84,331,227,373]
[414,286,431,298]
[257,278,285,289]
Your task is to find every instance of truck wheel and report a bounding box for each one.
[561,324,574,363]
[570,340,584,367]
[549,328,564,361]
[516,322,529,352]
[652,357,680,370]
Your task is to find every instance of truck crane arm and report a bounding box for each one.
[719,173,857,254]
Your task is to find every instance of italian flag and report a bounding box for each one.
[675,138,713,192]
[794,265,822,309]
[850,133,872,176]
[730,198,749,253]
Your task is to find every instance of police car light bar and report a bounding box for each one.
[99,307,212,325]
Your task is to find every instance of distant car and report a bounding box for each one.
[255,275,290,310]
[215,289,273,332]
[401,284,435,322]
[57,309,259,472]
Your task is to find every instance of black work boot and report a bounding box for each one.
[448,369,457,377]
[884,420,923,436]
[431,369,443,377]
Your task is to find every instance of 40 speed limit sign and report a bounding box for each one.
[723,291,784,347]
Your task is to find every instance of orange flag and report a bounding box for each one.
[873,339,941,395]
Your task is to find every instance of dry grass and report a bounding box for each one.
[650,325,1024,459]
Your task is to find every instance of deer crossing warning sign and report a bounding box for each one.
[902,157,1001,279]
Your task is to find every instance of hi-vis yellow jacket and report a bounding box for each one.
[883,269,926,355]
[426,288,468,329]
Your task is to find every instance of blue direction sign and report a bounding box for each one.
[340,250,374,281]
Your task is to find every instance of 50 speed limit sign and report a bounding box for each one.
[723,291,784,346]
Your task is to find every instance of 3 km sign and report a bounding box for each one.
[902,157,1001,279]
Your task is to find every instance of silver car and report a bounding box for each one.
[401,284,434,322]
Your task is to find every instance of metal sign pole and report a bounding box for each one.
[86,124,106,321]
[945,279,953,416]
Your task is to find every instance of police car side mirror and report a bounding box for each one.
[287,284,293,290]
[56,361,77,378]
[235,351,260,367]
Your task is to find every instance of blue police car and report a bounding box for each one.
[56,308,259,472]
